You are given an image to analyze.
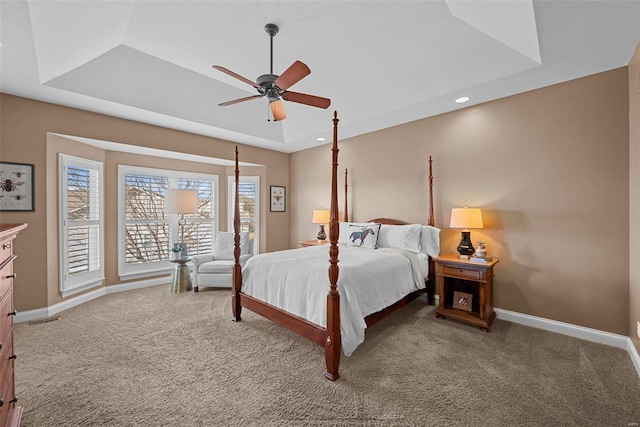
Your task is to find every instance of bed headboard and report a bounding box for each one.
[366,218,407,225]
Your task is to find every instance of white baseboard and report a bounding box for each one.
[495,308,640,378]
[15,275,170,324]
[627,338,640,378]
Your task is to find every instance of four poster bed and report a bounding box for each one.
[231,112,438,381]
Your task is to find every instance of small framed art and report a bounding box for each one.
[270,185,286,212]
[453,291,473,312]
[0,161,34,212]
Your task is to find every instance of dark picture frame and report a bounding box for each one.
[270,185,286,212]
[0,161,34,212]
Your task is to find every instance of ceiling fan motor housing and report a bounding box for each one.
[257,74,281,101]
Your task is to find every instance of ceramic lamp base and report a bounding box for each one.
[456,231,475,257]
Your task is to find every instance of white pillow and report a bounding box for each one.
[420,225,441,257]
[338,222,375,246]
[214,232,249,260]
[377,224,422,253]
[346,223,381,249]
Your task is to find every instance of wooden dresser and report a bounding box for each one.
[0,223,27,427]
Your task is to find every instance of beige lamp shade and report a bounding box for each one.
[450,207,483,230]
[312,209,330,224]
[270,99,287,121]
[165,189,198,214]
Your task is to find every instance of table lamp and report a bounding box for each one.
[450,207,483,259]
[165,189,198,255]
[312,209,331,242]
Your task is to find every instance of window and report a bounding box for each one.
[177,178,215,256]
[228,176,259,254]
[59,154,104,297]
[118,166,218,280]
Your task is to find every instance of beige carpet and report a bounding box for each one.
[14,285,640,426]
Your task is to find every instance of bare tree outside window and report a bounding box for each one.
[124,174,169,264]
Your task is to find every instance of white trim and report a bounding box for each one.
[228,175,260,254]
[430,296,640,377]
[626,338,640,378]
[118,266,173,281]
[14,276,170,324]
[60,277,104,298]
[118,165,219,280]
[494,308,629,349]
[59,154,105,294]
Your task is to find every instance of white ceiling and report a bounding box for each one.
[1,1,639,153]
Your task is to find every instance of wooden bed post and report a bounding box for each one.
[344,168,348,222]
[325,111,341,381]
[232,146,242,321]
[426,155,436,306]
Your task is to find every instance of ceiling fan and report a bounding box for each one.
[213,23,331,121]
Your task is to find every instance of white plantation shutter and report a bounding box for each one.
[228,176,259,254]
[118,166,218,279]
[124,173,170,265]
[59,155,104,296]
[177,178,214,256]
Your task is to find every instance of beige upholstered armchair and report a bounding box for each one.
[191,232,254,292]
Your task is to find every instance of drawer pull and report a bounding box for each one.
[0,399,3,407]
[5,273,16,279]
[9,398,17,404]
[1,243,10,250]
[8,310,16,317]
[8,354,16,360]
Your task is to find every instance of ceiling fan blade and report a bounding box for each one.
[219,94,264,106]
[274,60,311,90]
[213,66,260,89]
[282,91,331,109]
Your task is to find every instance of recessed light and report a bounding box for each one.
[316,137,326,142]
[455,96,470,104]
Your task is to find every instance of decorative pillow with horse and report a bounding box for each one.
[347,224,381,249]
[338,222,376,246]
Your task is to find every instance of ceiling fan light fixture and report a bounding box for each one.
[270,99,287,121]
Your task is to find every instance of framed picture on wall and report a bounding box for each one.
[270,185,286,212]
[0,161,34,212]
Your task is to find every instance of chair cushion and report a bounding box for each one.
[214,232,249,260]
[198,260,235,274]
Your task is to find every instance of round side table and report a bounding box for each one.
[170,258,193,293]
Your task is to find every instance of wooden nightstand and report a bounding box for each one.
[299,240,329,247]
[433,254,499,332]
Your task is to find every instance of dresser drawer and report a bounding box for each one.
[0,346,15,426]
[442,266,480,281]
[0,240,12,267]
[0,289,12,347]
[0,332,13,399]
[0,261,14,302]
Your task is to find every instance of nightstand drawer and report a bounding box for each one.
[443,266,480,280]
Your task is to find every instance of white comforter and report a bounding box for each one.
[242,245,428,356]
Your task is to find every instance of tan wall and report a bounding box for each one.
[630,43,640,352]
[291,68,630,335]
[0,94,289,311]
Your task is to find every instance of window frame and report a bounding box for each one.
[58,154,105,297]
[227,175,260,255]
[118,165,219,280]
